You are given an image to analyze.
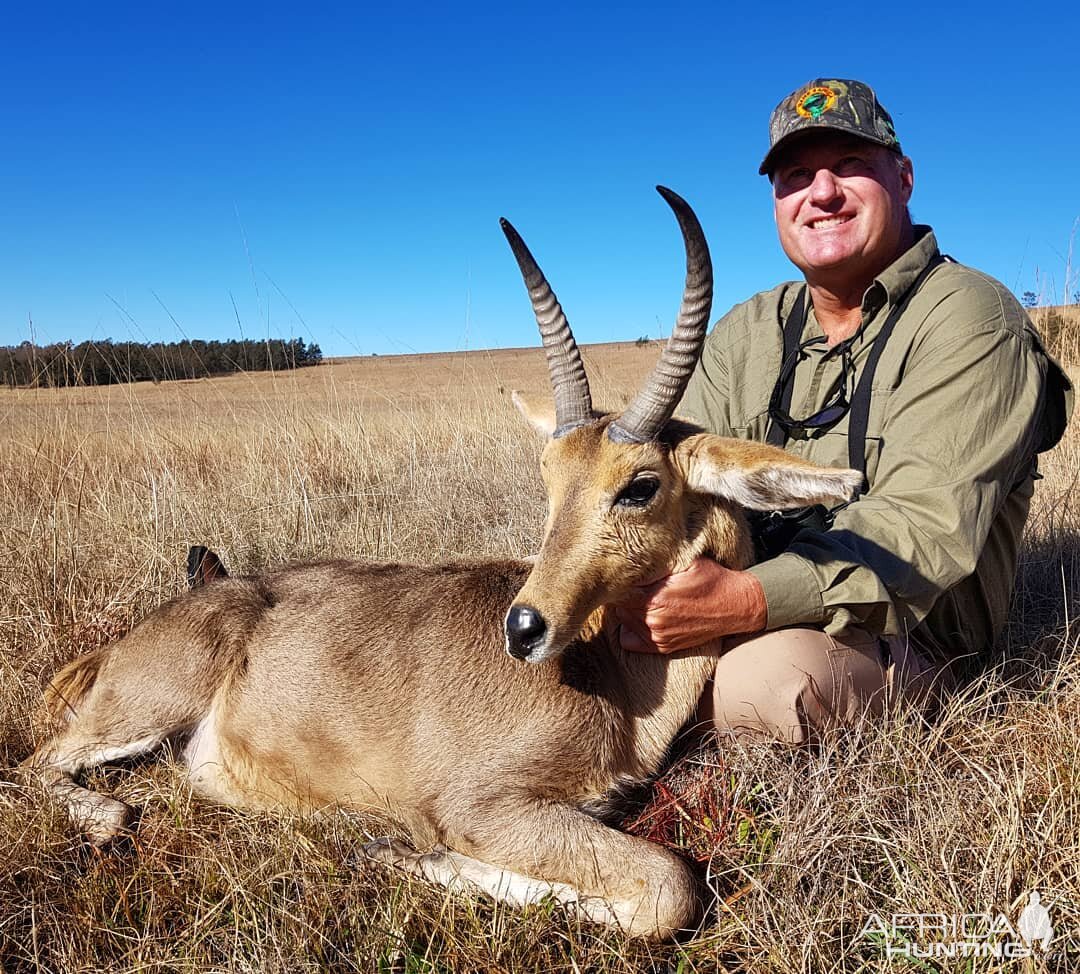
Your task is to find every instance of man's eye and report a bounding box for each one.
[835,156,867,175]
[615,476,660,508]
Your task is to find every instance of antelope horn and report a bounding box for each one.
[608,186,713,444]
[501,217,593,437]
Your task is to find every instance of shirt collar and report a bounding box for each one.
[785,225,941,345]
[869,224,940,309]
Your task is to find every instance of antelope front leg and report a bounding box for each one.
[363,836,623,927]
[366,797,703,940]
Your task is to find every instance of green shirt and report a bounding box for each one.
[678,227,1074,663]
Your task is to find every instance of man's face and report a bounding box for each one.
[771,134,914,284]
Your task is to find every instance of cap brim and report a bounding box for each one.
[759,125,900,176]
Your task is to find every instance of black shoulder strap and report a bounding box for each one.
[846,255,946,493]
[766,286,807,449]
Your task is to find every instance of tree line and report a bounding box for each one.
[0,337,323,389]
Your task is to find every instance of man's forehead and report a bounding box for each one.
[773,132,883,169]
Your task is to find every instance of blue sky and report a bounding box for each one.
[2,2,1077,357]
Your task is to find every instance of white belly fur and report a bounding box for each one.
[182,707,238,805]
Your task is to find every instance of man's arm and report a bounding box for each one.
[616,559,766,654]
[622,293,1050,654]
[749,317,1046,638]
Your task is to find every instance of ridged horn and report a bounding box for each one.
[608,186,713,444]
[500,217,593,437]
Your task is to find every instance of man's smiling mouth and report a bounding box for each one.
[808,215,855,230]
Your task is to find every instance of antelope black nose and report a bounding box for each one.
[505,604,547,660]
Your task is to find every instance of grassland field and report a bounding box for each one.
[0,337,1077,973]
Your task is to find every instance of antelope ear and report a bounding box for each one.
[677,434,862,510]
[187,546,229,588]
[511,391,557,437]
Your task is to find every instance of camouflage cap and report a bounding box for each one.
[759,78,902,176]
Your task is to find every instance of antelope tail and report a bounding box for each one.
[44,648,108,722]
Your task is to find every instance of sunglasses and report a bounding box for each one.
[768,336,856,437]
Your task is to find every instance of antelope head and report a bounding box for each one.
[502,187,861,663]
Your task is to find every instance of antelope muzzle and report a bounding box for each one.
[504,603,550,661]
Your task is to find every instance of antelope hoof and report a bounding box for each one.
[77,798,137,847]
[363,836,419,868]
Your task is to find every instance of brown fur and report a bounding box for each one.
[26,413,860,939]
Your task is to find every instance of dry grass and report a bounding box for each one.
[0,338,1077,972]
[1030,305,1080,365]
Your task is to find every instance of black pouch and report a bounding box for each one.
[748,504,835,562]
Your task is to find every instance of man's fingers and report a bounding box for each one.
[620,628,652,653]
[615,607,650,639]
[615,609,661,654]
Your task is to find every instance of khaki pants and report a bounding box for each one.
[701,627,954,744]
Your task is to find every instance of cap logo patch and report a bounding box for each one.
[796,86,837,120]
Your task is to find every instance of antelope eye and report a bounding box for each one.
[615,475,660,508]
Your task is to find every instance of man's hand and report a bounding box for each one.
[614,558,768,655]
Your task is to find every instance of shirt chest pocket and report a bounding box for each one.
[810,431,885,485]
[781,384,894,487]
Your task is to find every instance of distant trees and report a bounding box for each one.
[0,337,323,389]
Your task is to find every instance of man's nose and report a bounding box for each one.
[808,167,842,205]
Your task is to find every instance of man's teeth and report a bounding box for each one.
[810,216,852,229]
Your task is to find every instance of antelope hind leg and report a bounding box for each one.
[28,704,206,846]
[26,618,236,844]
[26,737,160,846]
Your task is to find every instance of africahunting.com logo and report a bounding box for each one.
[857,890,1077,960]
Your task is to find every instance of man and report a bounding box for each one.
[616,78,1073,742]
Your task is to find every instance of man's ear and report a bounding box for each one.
[899,154,914,205]
[676,434,862,510]
[511,391,556,437]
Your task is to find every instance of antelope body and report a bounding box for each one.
[27,188,861,939]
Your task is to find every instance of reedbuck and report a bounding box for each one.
[27,187,860,939]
